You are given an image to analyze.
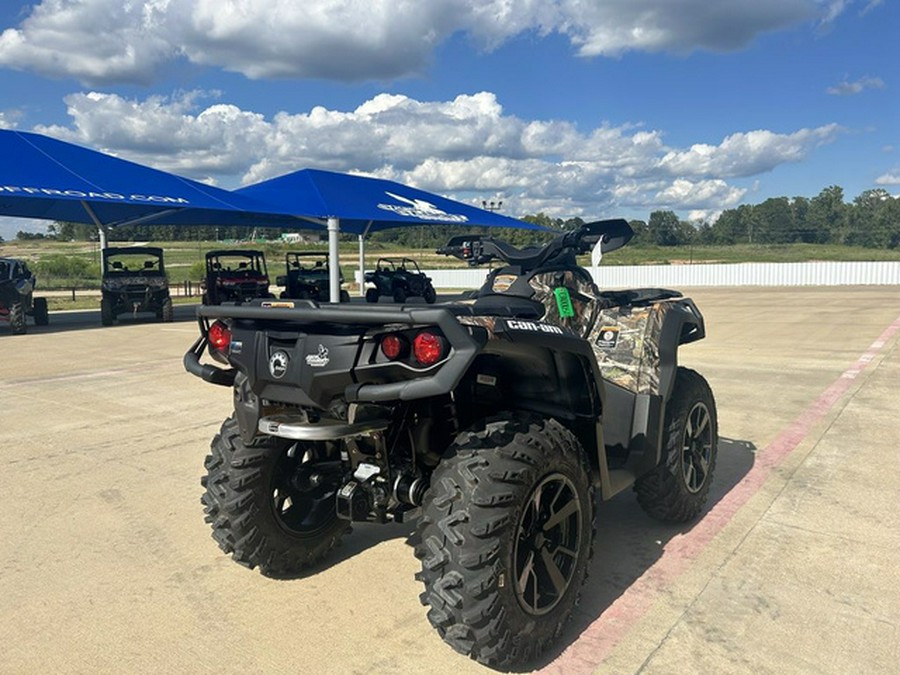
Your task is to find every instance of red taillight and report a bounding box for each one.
[413,331,444,366]
[381,334,406,360]
[208,320,231,352]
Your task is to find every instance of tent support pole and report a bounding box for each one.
[327,216,341,303]
[358,221,373,297]
[358,235,365,296]
[81,200,108,250]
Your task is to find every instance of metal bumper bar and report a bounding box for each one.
[258,414,389,441]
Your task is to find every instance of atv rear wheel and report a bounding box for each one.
[201,416,349,577]
[392,286,407,303]
[32,297,49,326]
[412,412,594,668]
[9,301,26,334]
[365,288,379,303]
[635,367,717,523]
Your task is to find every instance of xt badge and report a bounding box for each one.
[305,344,330,368]
[268,350,290,378]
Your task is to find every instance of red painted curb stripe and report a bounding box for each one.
[541,313,900,675]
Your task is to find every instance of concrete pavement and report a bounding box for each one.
[1,286,897,674]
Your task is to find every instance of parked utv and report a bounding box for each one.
[184,220,717,669]
[201,249,272,305]
[0,257,48,334]
[100,247,173,326]
[277,251,350,303]
[365,256,436,303]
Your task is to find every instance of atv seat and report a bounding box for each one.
[598,288,682,307]
[446,294,545,320]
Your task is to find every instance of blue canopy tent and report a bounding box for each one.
[236,168,545,300]
[0,129,314,246]
[0,131,545,303]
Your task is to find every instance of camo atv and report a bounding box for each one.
[0,257,49,334]
[100,247,173,326]
[184,220,717,668]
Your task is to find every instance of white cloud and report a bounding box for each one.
[0,1,176,85]
[36,90,272,179]
[657,126,842,178]
[28,90,842,219]
[655,179,746,209]
[826,75,885,95]
[0,0,848,85]
[558,0,816,57]
[875,172,900,186]
[860,0,884,16]
[0,110,20,128]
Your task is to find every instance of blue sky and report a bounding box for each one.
[0,0,896,240]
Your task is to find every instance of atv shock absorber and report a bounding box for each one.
[393,472,427,506]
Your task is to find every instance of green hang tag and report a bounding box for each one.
[554,287,575,318]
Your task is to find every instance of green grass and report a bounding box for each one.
[43,293,199,312]
[3,238,899,290]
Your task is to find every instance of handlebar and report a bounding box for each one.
[437,219,633,272]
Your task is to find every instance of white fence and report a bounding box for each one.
[412,261,900,289]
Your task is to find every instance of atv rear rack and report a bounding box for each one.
[184,302,481,403]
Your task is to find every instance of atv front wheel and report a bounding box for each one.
[100,297,114,326]
[423,286,437,304]
[635,367,718,522]
[412,413,594,668]
[392,286,407,303]
[339,290,351,303]
[201,416,349,577]
[159,298,174,322]
[9,302,26,334]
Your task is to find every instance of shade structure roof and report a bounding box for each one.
[235,168,543,234]
[235,168,547,302]
[0,129,304,229]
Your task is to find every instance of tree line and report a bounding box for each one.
[10,185,900,250]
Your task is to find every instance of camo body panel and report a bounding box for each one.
[457,303,673,394]
[102,275,167,291]
[528,270,600,338]
[456,313,500,336]
[588,301,675,395]
[453,275,677,396]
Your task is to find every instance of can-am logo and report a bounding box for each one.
[268,350,290,378]
[377,191,469,223]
